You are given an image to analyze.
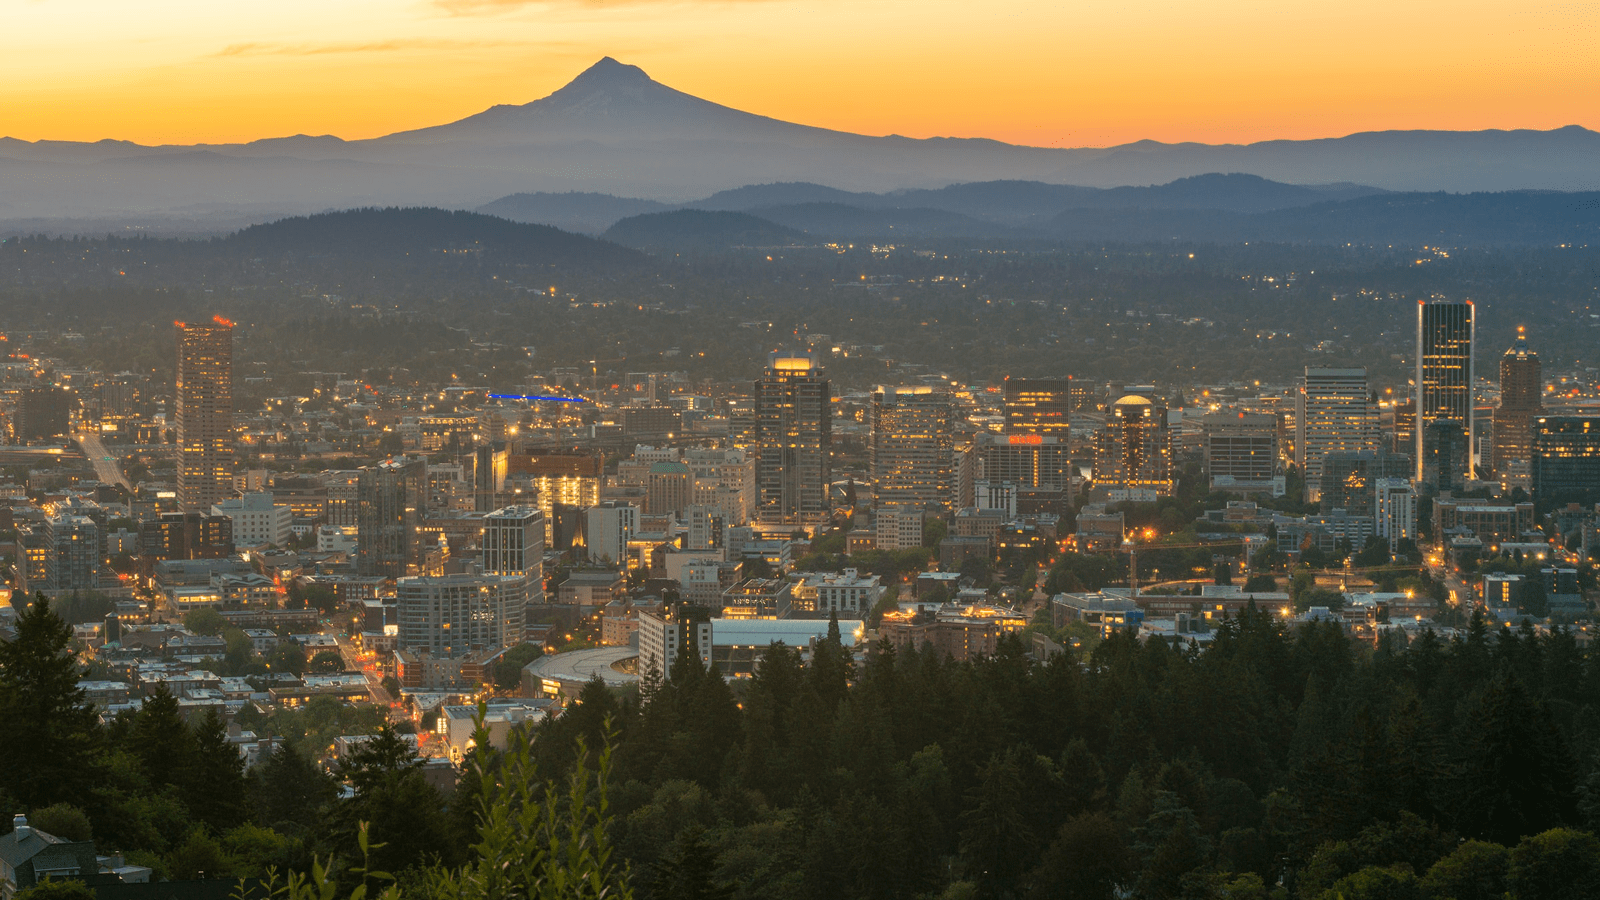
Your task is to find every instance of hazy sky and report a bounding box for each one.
[4,0,1595,147]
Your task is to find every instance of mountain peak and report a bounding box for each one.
[564,57,654,91]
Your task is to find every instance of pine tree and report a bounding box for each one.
[185,709,247,832]
[128,684,193,789]
[0,594,104,809]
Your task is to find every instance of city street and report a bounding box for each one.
[74,431,132,492]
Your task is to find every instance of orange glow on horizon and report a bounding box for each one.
[0,1,1593,149]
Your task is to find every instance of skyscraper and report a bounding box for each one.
[1416,300,1475,481]
[871,386,955,511]
[1532,416,1600,511]
[1093,395,1173,497]
[356,456,426,579]
[1297,368,1381,503]
[1492,327,1543,486]
[482,506,545,582]
[1003,377,1073,437]
[176,318,235,511]
[754,352,832,533]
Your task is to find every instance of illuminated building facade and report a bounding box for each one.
[870,386,955,511]
[1093,395,1173,497]
[754,352,832,532]
[508,452,602,543]
[1003,377,1074,437]
[1297,368,1381,503]
[176,318,235,512]
[1416,300,1475,481]
[1531,416,1600,511]
[1492,328,1543,486]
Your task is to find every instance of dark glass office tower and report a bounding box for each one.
[1416,300,1474,481]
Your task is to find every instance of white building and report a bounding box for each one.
[1373,478,1417,551]
[792,568,884,615]
[638,611,713,682]
[482,505,546,604]
[317,525,357,553]
[583,502,638,565]
[212,492,293,547]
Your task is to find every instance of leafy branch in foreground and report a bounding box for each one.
[243,701,628,900]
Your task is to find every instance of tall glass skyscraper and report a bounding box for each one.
[754,352,832,533]
[871,386,955,512]
[1416,300,1475,481]
[176,317,235,512]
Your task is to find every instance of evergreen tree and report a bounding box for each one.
[253,739,335,833]
[185,709,248,832]
[128,684,193,789]
[0,595,104,810]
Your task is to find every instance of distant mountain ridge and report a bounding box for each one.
[0,57,1595,229]
[492,174,1393,233]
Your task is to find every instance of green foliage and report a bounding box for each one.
[922,517,948,549]
[13,881,97,900]
[26,804,93,842]
[0,595,104,810]
[1419,840,1508,900]
[1506,827,1600,900]
[309,650,347,674]
[184,608,230,636]
[270,641,309,676]
[1242,573,1278,594]
[493,643,545,691]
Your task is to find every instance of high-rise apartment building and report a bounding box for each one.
[754,352,832,533]
[176,318,236,511]
[1373,478,1417,551]
[1093,395,1173,497]
[396,573,527,658]
[1492,328,1543,486]
[356,457,426,579]
[871,386,955,511]
[1416,300,1475,481]
[1532,416,1600,511]
[1003,377,1074,437]
[44,514,101,592]
[1297,368,1381,503]
[481,505,546,605]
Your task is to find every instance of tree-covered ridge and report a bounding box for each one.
[526,608,1600,899]
[8,594,1600,898]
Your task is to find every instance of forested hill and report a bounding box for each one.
[0,207,648,292]
[224,208,642,268]
[7,594,1600,898]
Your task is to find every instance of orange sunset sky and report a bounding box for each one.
[3,0,1595,148]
